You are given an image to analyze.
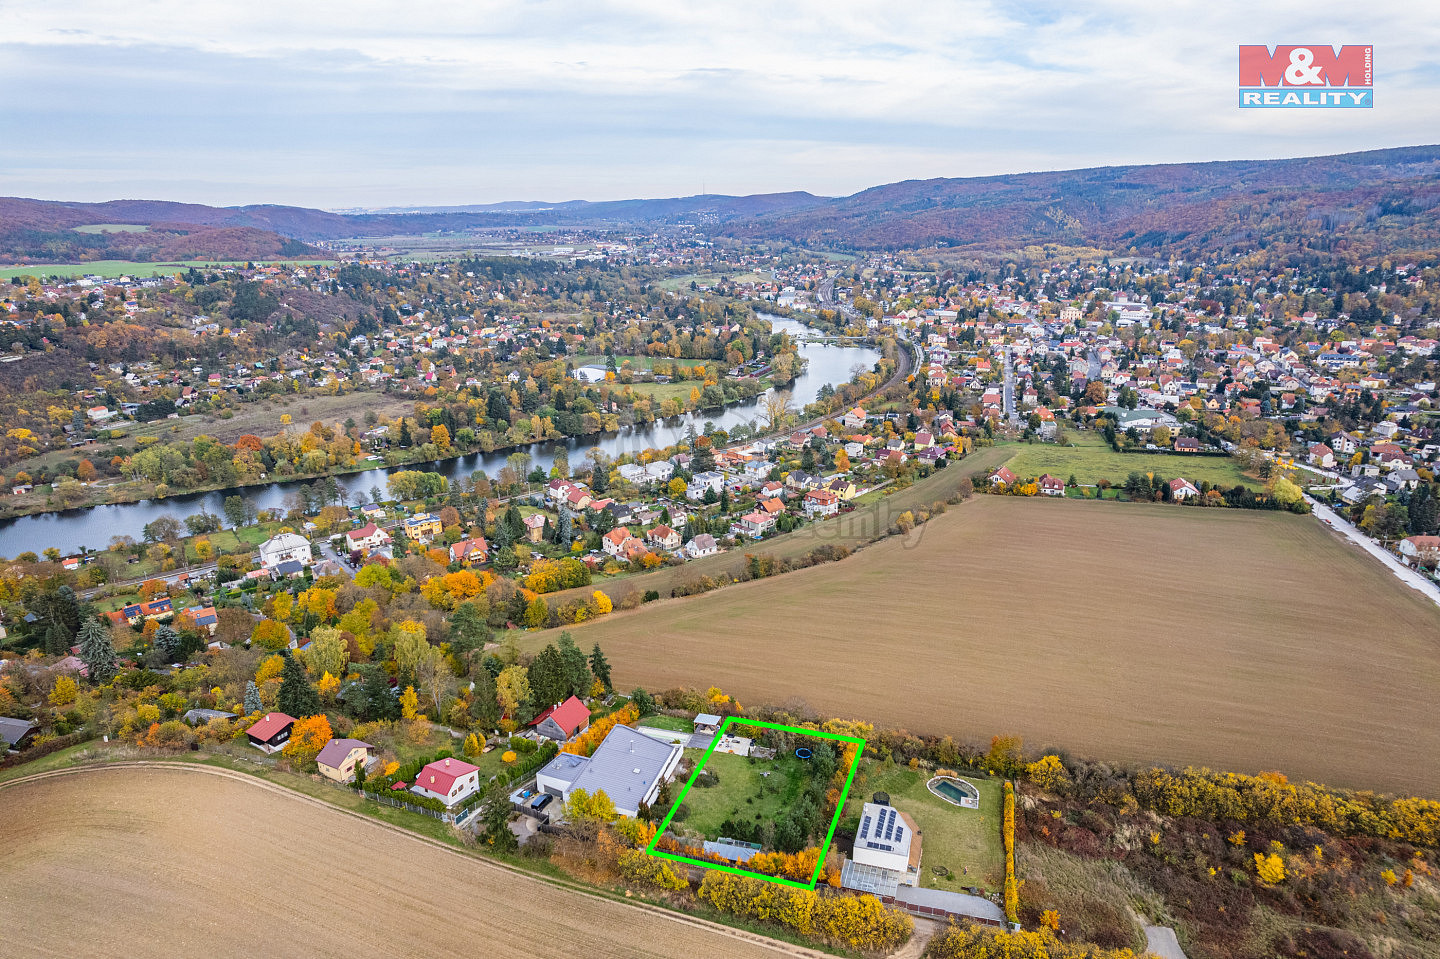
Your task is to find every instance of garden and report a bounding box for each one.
[841,760,1005,893]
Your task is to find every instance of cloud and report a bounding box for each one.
[1,1,1437,206]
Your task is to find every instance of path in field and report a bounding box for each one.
[1143,925,1189,959]
[0,764,823,959]
[536,496,1440,797]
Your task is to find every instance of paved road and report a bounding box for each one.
[1306,495,1440,609]
[1086,348,1102,382]
[1143,926,1188,959]
[1001,346,1020,426]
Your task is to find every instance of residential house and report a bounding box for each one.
[1398,535,1440,569]
[841,407,867,430]
[449,536,489,565]
[345,523,391,553]
[120,597,173,625]
[1174,437,1202,453]
[246,712,296,754]
[258,532,312,572]
[647,524,681,551]
[1038,474,1065,496]
[412,757,482,806]
[739,511,776,536]
[0,717,38,750]
[523,514,547,543]
[989,466,1017,486]
[803,488,840,517]
[529,695,590,742]
[1170,478,1200,501]
[685,533,719,559]
[1308,443,1336,469]
[825,477,858,500]
[533,724,683,818]
[403,512,443,543]
[316,738,374,783]
[602,527,636,558]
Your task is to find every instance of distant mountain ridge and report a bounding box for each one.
[4,145,1440,262]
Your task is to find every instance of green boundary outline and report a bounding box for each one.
[643,716,866,890]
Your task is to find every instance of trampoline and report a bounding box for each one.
[794,747,814,760]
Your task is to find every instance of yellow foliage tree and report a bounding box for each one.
[49,675,78,709]
[317,671,341,700]
[400,685,419,720]
[1254,852,1286,885]
[283,714,333,769]
[255,654,286,684]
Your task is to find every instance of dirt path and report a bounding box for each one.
[1144,925,1189,959]
[0,763,833,959]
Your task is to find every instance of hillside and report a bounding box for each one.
[5,144,1440,260]
[727,144,1440,255]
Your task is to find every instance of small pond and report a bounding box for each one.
[927,775,980,809]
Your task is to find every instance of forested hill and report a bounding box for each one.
[723,145,1440,257]
[5,145,1440,261]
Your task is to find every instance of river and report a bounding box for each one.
[0,317,880,557]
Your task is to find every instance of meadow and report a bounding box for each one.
[529,495,1440,798]
[1001,432,1260,489]
[0,765,793,959]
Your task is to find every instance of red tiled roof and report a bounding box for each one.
[247,712,296,742]
[416,757,479,796]
[529,695,590,736]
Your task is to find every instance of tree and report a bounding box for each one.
[153,624,182,661]
[251,618,291,651]
[564,787,618,824]
[430,423,451,451]
[304,626,349,680]
[76,617,117,684]
[470,668,500,730]
[589,642,612,692]
[276,651,321,717]
[283,714,333,769]
[528,644,567,708]
[556,632,591,698]
[359,667,400,721]
[243,680,263,714]
[49,675,78,709]
[496,665,530,725]
[480,785,519,851]
[447,601,491,660]
[399,685,420,720]
[630,687,654,715]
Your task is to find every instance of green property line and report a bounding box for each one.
[644,715,866,891]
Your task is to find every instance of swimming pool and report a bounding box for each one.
[927,775,981,809]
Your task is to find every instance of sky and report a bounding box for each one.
[2,0,1439,209]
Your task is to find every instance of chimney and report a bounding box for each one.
[444,759,450,767]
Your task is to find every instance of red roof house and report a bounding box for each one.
[246,712,296,754]
[529,694,591,742]
[412,757,482,806]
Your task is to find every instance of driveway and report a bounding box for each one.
[1307,496,1440,609]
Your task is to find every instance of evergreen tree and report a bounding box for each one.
[44,621,69,656]
[153,624,181,661]
[528,644,567,708]
[556,632,591,697]
[276,651,321,716]
[76,617,117,684]
[244,680,263,714]
[557,510,573,546]
[589,642,612,692]
[481,784,518,851]
[470,668,500,730]
[399,418,413,447]
[448,601,491,660]
[360,667,400,721]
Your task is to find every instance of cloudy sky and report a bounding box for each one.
[2,1,1437,208]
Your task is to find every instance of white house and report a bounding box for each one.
[686,471,725,501]
[411,757,481,807]
[258,532,313,571]
[685,533,719,558]
[852,800,918,876]
[533,725,683,818]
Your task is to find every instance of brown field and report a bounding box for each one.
[0,765,804,959]
[530,496,1440,797]
[546,445,1015,607]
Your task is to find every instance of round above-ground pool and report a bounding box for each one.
[795,747,813,760]
[927,775,981,809]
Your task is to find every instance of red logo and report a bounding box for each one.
[1238,46,1372,87]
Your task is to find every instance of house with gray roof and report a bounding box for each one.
[0,717,37,750]
[533,724,683,818]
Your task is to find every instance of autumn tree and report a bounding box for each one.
[304,625,349,680]
[496,665,530,728]
[251,618,291,651]
[283,714,333,769]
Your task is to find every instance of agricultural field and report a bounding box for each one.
[0,259,335,279]
[540,444,1015,608]
[0,766,790,959]
[531,495,1440,797]
[1001,432,1260,489]
[842,763,1004,893]
[124,392,415,447]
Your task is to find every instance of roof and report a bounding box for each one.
[892,885,1007,923]
[536,751,590,787]
[260,532,309,553]
[416,757,479,796]
[348,523,385,540]
[568,724,679,812]
[246,712,296,742]
[856,801,913,861]
[183,708,236,723]
[702,839,760,863]
[0,716,37,747]
[316,738,373,769]
[694,713,722,726]
[529,695,590,736]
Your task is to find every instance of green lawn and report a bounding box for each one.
[1002,434,1260,490]
[843,763,1005,893]
[637,714,694,733]
[678,750,809,840]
